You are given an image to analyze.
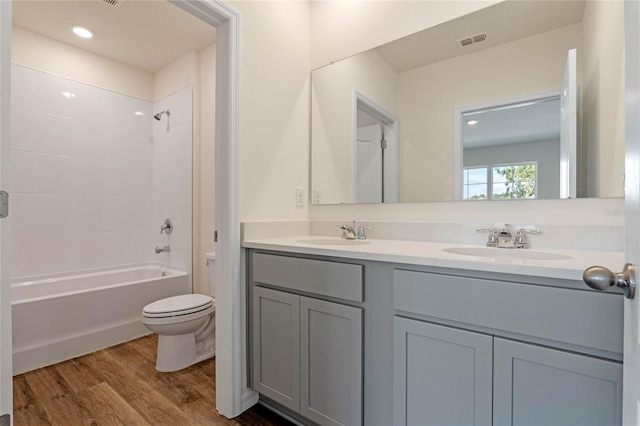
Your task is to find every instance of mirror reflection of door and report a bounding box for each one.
[356,114,384,203]
[353,92,399,203]
[560,48,578,198]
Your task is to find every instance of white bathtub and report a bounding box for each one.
[11,264,190,374]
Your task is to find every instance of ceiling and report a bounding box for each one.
[376,0,586,73]
[463,97,561,149]
[11,0,217,73]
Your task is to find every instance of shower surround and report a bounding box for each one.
[9,64,193,371]
[10,64,192,279]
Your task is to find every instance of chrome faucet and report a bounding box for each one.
[339,220,372,240]
[478,225,541,248]
[155,245,170,254]
[497,227,515,248]
[339,221,357,240]
[160,218,173,235]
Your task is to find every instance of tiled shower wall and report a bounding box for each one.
[9,64,192,279]
[150,86,193,272]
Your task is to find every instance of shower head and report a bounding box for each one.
[154,109,171,121]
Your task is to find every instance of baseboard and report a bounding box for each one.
[258,398,311,426]
[241,389,259,412]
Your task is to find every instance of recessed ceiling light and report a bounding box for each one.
[466,119,479,126]
[72,26,94,39]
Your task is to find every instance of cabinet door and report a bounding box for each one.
[300,296,363,426]
[393,317,493,426]
[252,286,300,411]
[494,338,623,426]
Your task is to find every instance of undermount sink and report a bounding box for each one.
[298,238,370,246]
[443,247,572,260]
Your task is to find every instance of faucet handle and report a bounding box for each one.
[160,218,173,235]
[476,228,498,247]
[514,228,542,248]
[517,228,542,235]
[356,225,372,240]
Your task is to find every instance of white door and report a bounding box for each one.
[383,123,399,203]
[0,1,11,423]
[560,48,577,199]
[624,1,640,424]
[355,124,383,203]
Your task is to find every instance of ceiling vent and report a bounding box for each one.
[458,32,488,48]
[101,0,124,8]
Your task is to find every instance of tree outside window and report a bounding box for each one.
[463,162,537,200]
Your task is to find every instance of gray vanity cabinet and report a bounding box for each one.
[393,317,493,426]
[300,297,363,426]
[493,338,623,426]
[393,317,623,426]
[392,268,624,426]
[248,250,624,426]
[251,252,364,426]
[252,286,301,412]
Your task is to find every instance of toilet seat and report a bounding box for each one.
[143,294,215,319]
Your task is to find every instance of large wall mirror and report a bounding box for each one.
[311,0,625,204]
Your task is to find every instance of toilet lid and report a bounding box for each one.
[143,294,215,318]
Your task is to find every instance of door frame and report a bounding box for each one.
[623,1,640,424]
[0,0,12,421]
[170,0,255,418]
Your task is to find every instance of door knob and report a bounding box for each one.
[583,263,636,299]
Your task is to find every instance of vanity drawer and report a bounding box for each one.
[252,253,363,302]
[393,269,623,354]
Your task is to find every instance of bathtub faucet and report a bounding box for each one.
[155,245,170,254]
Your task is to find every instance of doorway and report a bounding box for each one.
[353,90,398,203]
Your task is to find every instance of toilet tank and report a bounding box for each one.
[205,252,216,296]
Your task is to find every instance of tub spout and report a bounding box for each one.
[155,245,170,254]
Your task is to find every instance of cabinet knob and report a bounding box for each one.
[583,263,636,299]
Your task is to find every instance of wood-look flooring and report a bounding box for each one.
[13,334,293,426]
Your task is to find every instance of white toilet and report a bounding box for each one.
[141,252,217,372]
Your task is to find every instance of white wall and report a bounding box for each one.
[581,0,625,198]
[10,64,153,278]
[312,49,397,204]
[230,0,310,222]
[307,0,623,226]
[12,27,153,102]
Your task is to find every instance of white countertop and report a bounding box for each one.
[242,236,624,281]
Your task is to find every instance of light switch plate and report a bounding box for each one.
[296,187,304,207]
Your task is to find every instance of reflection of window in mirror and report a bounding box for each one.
[456,94,567,201]
[464,163,538,200]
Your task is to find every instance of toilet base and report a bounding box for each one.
[155,333,215,372]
